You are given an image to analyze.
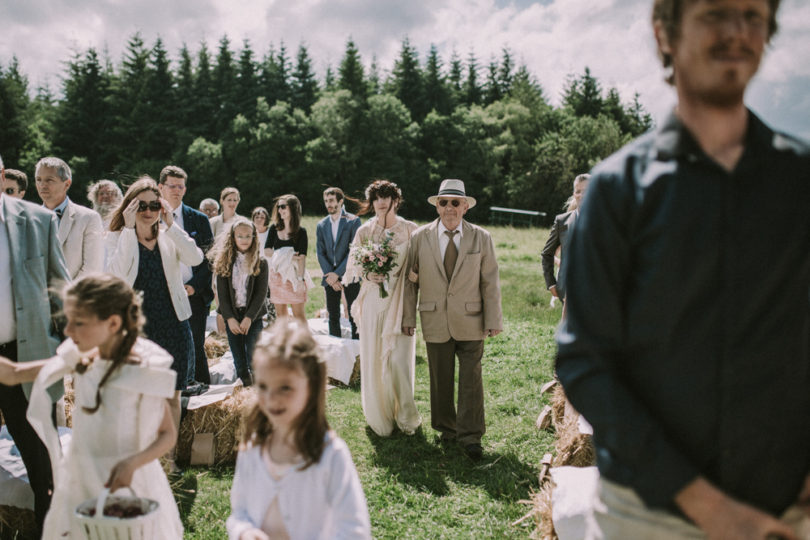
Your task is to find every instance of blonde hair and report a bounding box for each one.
[240,320,328,469]
[208,217,263,278]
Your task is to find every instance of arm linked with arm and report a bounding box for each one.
[555,174,699,510]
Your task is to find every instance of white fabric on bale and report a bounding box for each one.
[551,466,601,540]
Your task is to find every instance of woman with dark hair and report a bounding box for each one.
[344,180,421,436]
[263,194,311,321]
[107,176,203,441]
[251,206,271,249]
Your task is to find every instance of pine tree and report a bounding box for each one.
[141,38,176,165]
[235,39,259,117]
[0,57,31,167]
[291,44,318,113]
[448,50,463,108]
[484,58,502,104]
[324,65,336,91]
[175,44,197,149]
[367,56,381,96]
[338,39,366,101]
[562,66,603,118]
[212,35,237,135]
[463,51,482,106]
[389,38,424,120]
[423,45,451,116]
[498,47,514,96]
[193,41,217,141]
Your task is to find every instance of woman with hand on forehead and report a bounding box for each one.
[107,177,204,466]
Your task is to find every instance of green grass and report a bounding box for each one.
[180,218,561,538]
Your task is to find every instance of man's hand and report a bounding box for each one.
[330,281,343,291]
[184,285,195,296]
[402,326,415,336]
[549,285,559,299]
[487,329,501,338]
[676,477,798,540]
[325,272,339,286]
[239,317,252,334]
[227,318,243,335]
[408,262,419,283]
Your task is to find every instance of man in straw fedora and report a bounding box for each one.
[556,0,810,538]
[402,179,502,461]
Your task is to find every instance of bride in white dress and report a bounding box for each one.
[344,180,421,436]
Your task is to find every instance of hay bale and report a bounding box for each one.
[553,412,595,468]
[204,333,229,360]
[0,505,36,539]
[177,387,252,466]
[550,385,568,432]
[328,357,360,388]
[63,376,74,429]
[526,480,557,540]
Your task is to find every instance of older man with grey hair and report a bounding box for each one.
[35,157,103,280]
[0,151,70,535]
[87,179,123,230]
[199,197,219,219]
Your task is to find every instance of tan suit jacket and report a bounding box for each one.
[57,199,104,280]
[403,219,502,343]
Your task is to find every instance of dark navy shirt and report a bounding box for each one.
[556,110,810,515]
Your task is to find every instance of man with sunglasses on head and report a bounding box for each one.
[2,168,27,199]
[35,156,103,280]
[556,1,810,538]
[0,152,70,537]
[403,179,502,462]
[158,165,214,388]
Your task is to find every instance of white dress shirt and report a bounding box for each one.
[330,214,340,242]
[0,197,16,344]
[437,220,462,259]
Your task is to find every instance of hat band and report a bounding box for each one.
[437,189,466,197]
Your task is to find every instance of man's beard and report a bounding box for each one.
[95,202,118,219]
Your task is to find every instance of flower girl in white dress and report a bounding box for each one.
[0,274,183,539]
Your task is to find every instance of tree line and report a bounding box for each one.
[0,35,652,221]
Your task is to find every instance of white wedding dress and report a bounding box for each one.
[28,338,184,539]
[345,216,422,436]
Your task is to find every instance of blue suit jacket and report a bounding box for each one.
[181,203,215,305]
[2,196,70,399]
[316,211,361,286]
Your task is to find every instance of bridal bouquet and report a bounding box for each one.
[353,232,398,298]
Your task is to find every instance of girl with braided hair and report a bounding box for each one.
[0,274,183,538]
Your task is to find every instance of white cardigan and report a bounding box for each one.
[107,223,203,321]
[227,433,371,540]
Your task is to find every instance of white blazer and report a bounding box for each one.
[107,223,204,321]
[57,199,104,280]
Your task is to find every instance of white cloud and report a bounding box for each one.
[1,0,807,138]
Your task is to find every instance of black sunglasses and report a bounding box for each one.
[137,200,162,212]
[277,203,288,209]
[438,199,462,207]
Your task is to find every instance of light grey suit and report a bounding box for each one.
[57,198,104,280]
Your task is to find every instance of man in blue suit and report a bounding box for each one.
[159,165,214,385]
[0,152,70,534]
[316,187,361,339]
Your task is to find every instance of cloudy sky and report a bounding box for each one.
[2,0,808,138]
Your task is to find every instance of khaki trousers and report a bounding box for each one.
[586,478,810,540]
[425,338,485,446]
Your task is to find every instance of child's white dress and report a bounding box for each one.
[27,338,183,539]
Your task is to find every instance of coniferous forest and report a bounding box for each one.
[0,34,652,221]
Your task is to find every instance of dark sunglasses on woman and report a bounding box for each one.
[277,203,288,209]
[137,200,162,212]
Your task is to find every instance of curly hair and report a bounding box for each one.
[65,275,145,414]
[357,179,403,216]
[208,217,263,278]
[240,319,328,470]
[653,0,781,84]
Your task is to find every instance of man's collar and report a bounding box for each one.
[0,195,6,223]
[50,196,70,214]
[654,108,774,161]
[438,220,462,235]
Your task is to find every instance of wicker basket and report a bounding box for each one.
[74,487,159,540]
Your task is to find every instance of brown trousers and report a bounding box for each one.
[425,339,485,446]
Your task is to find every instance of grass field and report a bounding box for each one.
[180,216,561,539]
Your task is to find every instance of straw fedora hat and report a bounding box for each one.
[427,179,477,209]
